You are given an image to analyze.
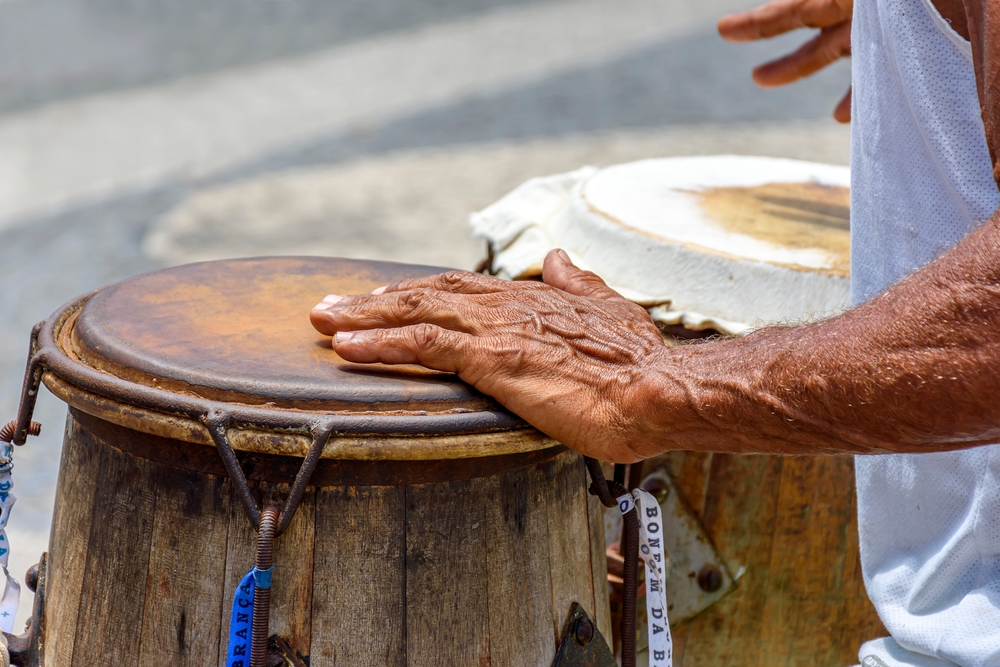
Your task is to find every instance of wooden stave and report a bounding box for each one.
[43,410,612,667]
[650,451,886,667]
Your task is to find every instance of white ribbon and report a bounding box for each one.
[633,488,672,667]
[618,489,673,667]
[0,443,20,633]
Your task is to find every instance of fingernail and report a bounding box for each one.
[557,249,571,262]
[313,302,333,311]
[334,331,355,344]
[323,294,344,305]
[371,285,388,295]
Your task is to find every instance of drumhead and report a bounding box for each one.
[474,156,852,333]
[69,256,490,412]
[578,156,849,275]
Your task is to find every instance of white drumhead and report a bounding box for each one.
[581,156,849,274]
[471,155,852,333]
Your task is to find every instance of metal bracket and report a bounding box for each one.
[604,470,736,630]
[552,603,616,667]
[203,411,335,535]
[5,552,47,667]
[204,415,333,667]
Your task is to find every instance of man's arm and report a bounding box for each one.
[312,221,1000,462]
[634,215,1000,458]
[649,0,1000,459]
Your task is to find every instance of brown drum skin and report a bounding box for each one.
[654,451,887,667]
[44,410,612,667]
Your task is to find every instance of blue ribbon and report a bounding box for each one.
[225,569,256,667]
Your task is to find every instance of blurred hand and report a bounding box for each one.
[310,249,671,462]
[718,0,853,122]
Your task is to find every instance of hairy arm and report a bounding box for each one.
[695,0,1000,458]
[634,215,1000,458]
[312,226,1000,463]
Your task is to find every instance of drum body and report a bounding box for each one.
[30,257,611,667]
[648,451,882,666]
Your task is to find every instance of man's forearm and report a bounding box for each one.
[639,212,1000,457]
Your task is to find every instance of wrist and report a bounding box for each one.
[627,342,734,457]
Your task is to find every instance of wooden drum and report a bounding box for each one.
[19,257,611,666]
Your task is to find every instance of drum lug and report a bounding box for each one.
[5,552,47,667]
[551,602,616,667]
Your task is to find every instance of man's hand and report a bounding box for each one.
[310,249,670,462]
[718,0,853,122]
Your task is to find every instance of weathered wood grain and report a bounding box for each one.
[263,484,315,658]
[682,452,784,667]
[658,452,714,520]
[45,416,606,667]
[311,485,405,667]
[71,432,158,666]
[406,478,490,666]
[543,451,595,643]
[218,484,255,667]
[758,456,883,667]
[485,467,555,667]
[137,467,230,665]
[674,453,884,667]
[44,415,101,667]
[586,492,613,645]
[841,465,887,651]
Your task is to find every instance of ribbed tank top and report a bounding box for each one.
[852,0,1000,664]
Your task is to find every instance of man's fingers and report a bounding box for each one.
[751,21,851,87]
[719,0,850,41]
[719,0,800,41]
[332,324,474,373]
[542,249,626,301]
[718,0,809,41]
[833,86,851,123]
[311,289,495,336]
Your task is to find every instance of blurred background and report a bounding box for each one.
[0,0,850,629]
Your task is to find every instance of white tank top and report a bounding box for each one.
[851,0,1000,663]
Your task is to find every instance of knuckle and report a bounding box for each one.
[399,290,427,315]
[627,301,653,320]
[437,270,473,290]
[579,271,607,288]
[410,322,441,348]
